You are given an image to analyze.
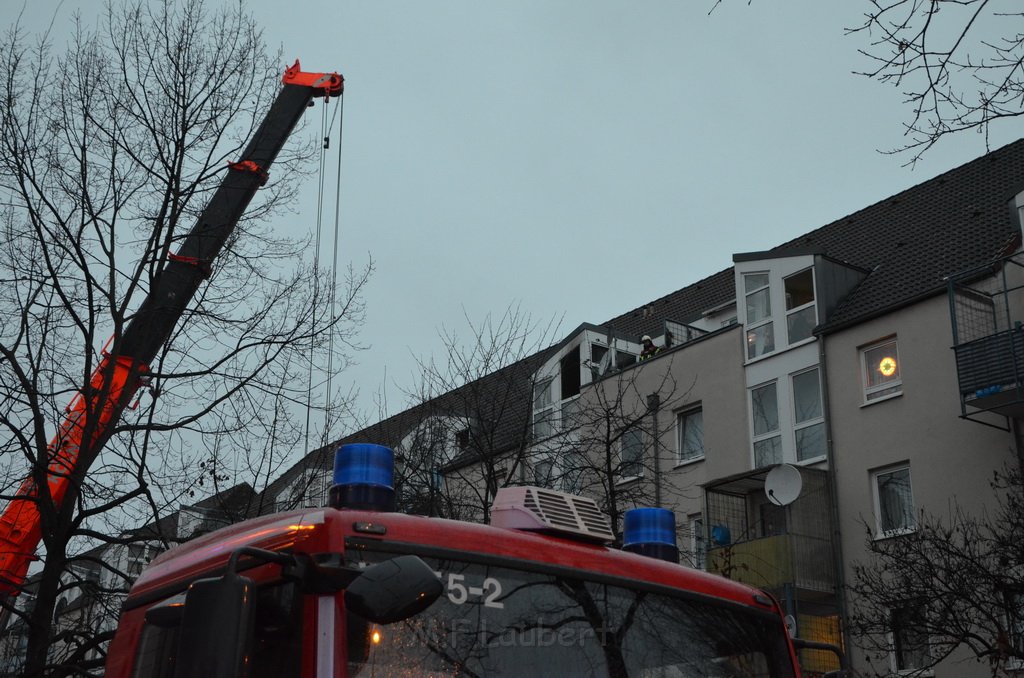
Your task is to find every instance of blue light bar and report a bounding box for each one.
[622,508,679,563]
[329,443,396,512]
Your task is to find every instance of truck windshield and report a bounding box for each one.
[346,552,795,678]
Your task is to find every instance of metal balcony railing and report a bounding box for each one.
[948,252,1024,427]
[706,533,834,592]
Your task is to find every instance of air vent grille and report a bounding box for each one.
[491,486,614,543]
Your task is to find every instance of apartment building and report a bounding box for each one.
[263,138,1024,676]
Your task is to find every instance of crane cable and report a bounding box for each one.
[323,94,345,446]
[304,92,345,455]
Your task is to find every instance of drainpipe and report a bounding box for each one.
[648,393,662,507]
[818,334,853,671]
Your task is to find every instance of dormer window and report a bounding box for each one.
[533,378,555,439]
[744,273,775,359]
[784,269,816,344]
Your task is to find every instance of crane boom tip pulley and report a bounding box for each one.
[282,59,344,97]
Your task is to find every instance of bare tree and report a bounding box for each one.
[553,352,694,545]
[399,312,695,546]
[398,306,561,522]
[710,1,1022,162]
[848,0,1024,162]
[847,467,1024,677]
[0,1,368,675]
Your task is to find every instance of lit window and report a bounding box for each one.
[891,603,930,672]
[744,273,775,360]
[792,368,825,461]
[751,382,781,467]
[676,408,704,464]
[872,465,916,537]
[619,428,644,480]
[862,338,902,403]
[784,268,816,344]
[746,323,776,360]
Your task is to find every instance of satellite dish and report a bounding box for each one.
[765,464,802,506]
[784,614,797,638]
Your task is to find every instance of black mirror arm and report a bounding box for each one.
[282,553,363,594]
[224,546,363,594]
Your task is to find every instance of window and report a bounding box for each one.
[687,515,706,570]
[891,603,930,672]
[560,397,579,432]
[533,378,552,410]
[759,501,787,537]
[862,338,902,403]
[619,428,644,480]
[751,382,781,467]
[676,408,704,464]
[1006,589,1024,656]
[126,543,163,579]
[560,346,581,399]
[792,368,825,461]
[744,273,775,360]
[131,582,304,678]
[533,378,555,439]
[784,269,816,344]
[615,351,637,370]
[872,465,916,537]
[533,456,557,488]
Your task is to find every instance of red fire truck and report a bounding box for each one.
[103,443,837,677]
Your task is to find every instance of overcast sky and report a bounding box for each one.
[10,2,1020,444]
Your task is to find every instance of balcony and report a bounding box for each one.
[949,252,1024,426]
[704,467,836,597]
[702,466,842,673]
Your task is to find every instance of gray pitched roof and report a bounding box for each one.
[601,138,1024,338]
[795,139,1024,332]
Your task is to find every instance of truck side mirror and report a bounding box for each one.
[173,571,256,678]
[345,554,443,624]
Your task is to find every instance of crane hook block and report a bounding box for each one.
[282,60,344,97]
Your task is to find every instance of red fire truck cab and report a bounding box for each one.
[104,444,815,677]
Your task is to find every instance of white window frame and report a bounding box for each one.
[532,453,559,489]
[618,428,644,482]
[791,367,826,463]
[861,337,903,405]
[560,394,580,433]
[889,602,932,674]
[532,378,556,439]
[783,267,817,346]
[871,464,917,538]
[744,272,775,360]
[1005,588,1024,666]
[675,406,705,466]
[688,514,706,570]
[750,381,782,468]
[125,542,162,579]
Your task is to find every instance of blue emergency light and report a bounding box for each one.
[622,507,679,563]
[329,443,396,512]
